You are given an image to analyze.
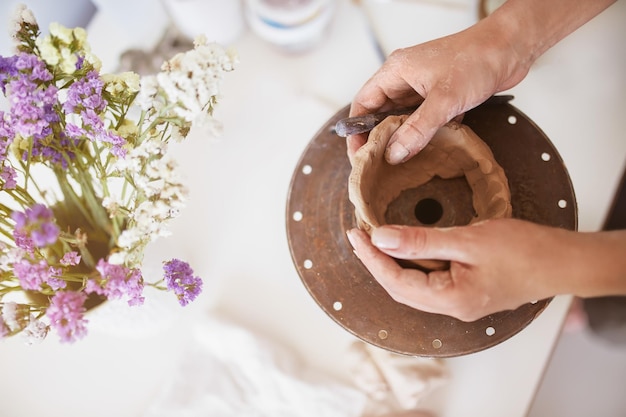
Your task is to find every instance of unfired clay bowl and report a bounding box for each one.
[348,115,512,270]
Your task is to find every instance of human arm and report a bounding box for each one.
[346,219,626,322]
[348,0,617,164]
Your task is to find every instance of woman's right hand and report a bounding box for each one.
[348,14,531,164]
[347,0,616,164]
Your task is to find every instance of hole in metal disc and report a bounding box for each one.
[558,199,567,209]
[303,259,313,269]
[432,339,443,349]
[541,152,551,162]
[378,330,388,340]
[293,211,303,221]
[486,326,496,336]
[414,198,444,225]
[333,301,342,311]
[507,115,517,124]
[302,165,312,175]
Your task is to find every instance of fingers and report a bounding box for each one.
[346,228,411,279]
[347,63,427,161]
[348,86,464,164]
[346,134,366,163]
[346,228,438,312]
[348,82,392,118]
[385,90,462,164]
[370,225,470,264]
[347,227,491,320]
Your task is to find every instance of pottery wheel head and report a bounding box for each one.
[286,98,577,357]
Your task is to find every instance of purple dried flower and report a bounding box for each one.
[31,221,60,247]
[163,259,202,306]
[0,55,18,93]
[1,165,17,189]
[11,203,60,248]
[12,230,34,253]
[59,71,126,157]
[62,70,106,114]
[0,113,17,189]
[87,259,145,306]
[5,53,56,138]
[14,53,52,82]
[0,110,14,152]
[13,259,64,291]
[100,130,126,158]
[0,53,78,168]
[46,290,88,343]
[60,251,81,266]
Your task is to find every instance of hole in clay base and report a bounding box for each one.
[414,198,444,225]
[486,326,496,336]
[558,199,567,209]
[302,165,312,175]
[333,301,342,311]
[541,152,551,162]
[293,211,303,221]
[507,115,517,125]
[303,259,313,269]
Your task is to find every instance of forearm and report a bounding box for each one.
[489,0,617,67]
[557,230,626,298]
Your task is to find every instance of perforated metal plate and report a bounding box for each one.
[286,99,577,357]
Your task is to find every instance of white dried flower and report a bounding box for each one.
[2,301,20,331]
[10,4,36,44]
[152,36,237,125]
[107,251,126,265]
[12,4,36,26]
[135,76,160,112]
[22,318,49,345]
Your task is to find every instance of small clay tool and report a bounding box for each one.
[334,106,417,137]
[334,95,514,137]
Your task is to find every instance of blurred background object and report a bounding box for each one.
[244,0,336,52]
[161,0,245,44]
[0,0,96,55]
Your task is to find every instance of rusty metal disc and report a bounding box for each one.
[285,98,577,357]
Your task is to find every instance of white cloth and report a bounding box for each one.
[143,317,366,417]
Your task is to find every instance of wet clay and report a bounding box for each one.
[348,115,512,270]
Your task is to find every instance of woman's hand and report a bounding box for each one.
[347,0,617,164]
[346,219,626,321]
[347,18,530,164]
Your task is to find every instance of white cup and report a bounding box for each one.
[162,0,245,44]
[244,0,336,52]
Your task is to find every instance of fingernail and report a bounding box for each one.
[386,142,410,164]
[371,227,402,249]
[346,229,357,248]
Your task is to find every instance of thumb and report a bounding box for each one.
[371,225,470,263]
[385,91,462,165]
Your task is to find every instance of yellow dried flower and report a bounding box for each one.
[102,72,140,96]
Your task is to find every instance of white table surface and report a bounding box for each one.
[1,1,624,417]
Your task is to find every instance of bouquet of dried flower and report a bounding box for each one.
[0,6,236,343]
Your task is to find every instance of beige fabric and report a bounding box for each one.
[347,341,447,416]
